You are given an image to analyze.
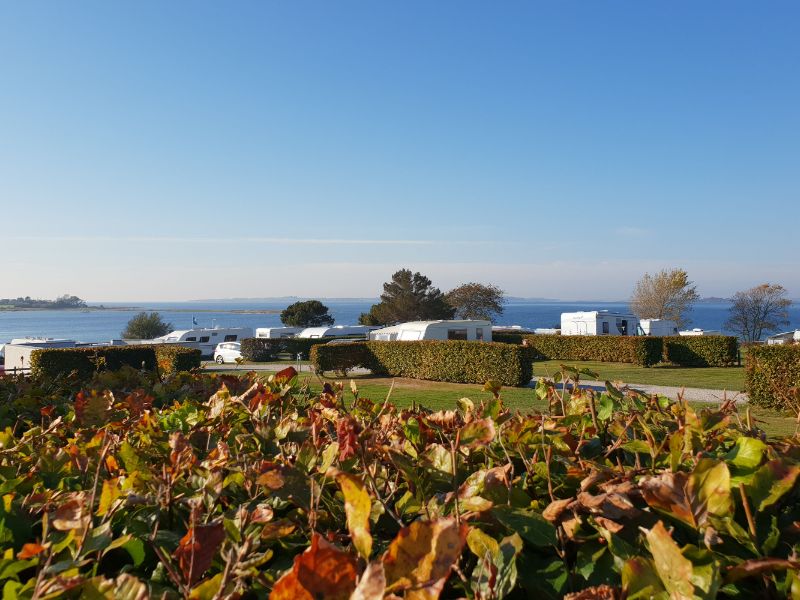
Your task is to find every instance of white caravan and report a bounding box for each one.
[3,339,80,373]
[766,330,800,345]
[678,328,722,336]
[154,327,254,356]
[255,327,304,339]
[297,325,378,339]
[560,311,638,336]
[369,320,492,342]
[638,319,679,336]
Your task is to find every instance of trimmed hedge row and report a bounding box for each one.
[520,335,663,366]
[310,341,535,386]
[745,345,800,410]
[494,334,738,367]
[29,345,201,379]
[239,337,340,362]
[662,335,739,367]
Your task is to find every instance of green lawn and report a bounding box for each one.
[225,370,793,440]
[532,360,745,391]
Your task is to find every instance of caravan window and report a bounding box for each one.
[602,322,609,334]
[224,335,238,342]
[185,337,197,342]
[199,336,210,343]
[447,329,468,340]
[476,328,484,341]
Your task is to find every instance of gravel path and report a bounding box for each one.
[554,379,747,404]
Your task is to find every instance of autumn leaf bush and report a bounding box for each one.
[0,363,798,598]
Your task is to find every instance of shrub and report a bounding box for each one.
[154,346,202,373]
[490,332,525,345]
[662,335,739,367]
[745,345,800,410]
[30,345,200,379]
[240,338,337,362]
[311,341,535,386]
[521,335,663,366]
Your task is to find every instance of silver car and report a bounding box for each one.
[213,341,242,364]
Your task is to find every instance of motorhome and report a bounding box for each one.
[638,319,679,336]
[369,320,492,342]
[560,311,638,336]
[154,327,254,356]
[255,327,304,339]
[297,325,378,339]
[766,330,800,345]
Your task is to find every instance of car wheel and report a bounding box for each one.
[215,355,224,364]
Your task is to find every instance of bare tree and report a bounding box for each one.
[724,284,792,342]
[630,268,699,329]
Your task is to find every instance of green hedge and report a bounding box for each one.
[154,346,202,373]
[745,345,800,410]
[520,335,663,366]
[240,337,339,362]
[310,341,535,386]
[30,345,201,379]
[662,336,738,367]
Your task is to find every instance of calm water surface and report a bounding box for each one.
[1,300,799,343]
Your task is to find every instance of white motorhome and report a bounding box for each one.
[560,311,637,336]
[766,330,800,345]
[154,327,254,356]
[638,319,679,336]
[678,328,722,337]
[297,325,378,339]
[369,320,492,342]
[255,327,304,339]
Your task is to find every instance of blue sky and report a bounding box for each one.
[1,2,798,301]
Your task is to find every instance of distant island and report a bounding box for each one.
[0,295,90,310]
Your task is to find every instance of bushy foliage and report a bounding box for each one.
[280,300,334,327]
[0,366,798,597]
[522,334,664,366]
[312,341,535,386]
[240,337,333,361]
[663,335,739,367]
[359,269,455,325]
[121,311,173,339]
[630,268,699,329]
[445,282,505,321]
[746,344,800,410]
[29,345,200,379]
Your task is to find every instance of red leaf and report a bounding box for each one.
[173,522,225,585]
[274,366,298,383]
[336,416,361,462]
[269,534,357,600]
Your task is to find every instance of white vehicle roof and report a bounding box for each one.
[297,325,377,338]
[561,311,637,319]
[371,320,492,334]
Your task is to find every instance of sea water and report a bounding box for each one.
[1,300,799,344]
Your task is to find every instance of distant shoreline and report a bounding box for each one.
[0,306,282,315]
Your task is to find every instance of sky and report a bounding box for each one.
[0,1,798,301]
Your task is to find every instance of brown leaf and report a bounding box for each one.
[725,558,800,583]
[594,517,624,534]
[274,366,298,383]
[174,522,226,586]
[52,494,91,532]
[351,561,386,600]
[576,492,640,521]
[542,498,573,522]
[383,518,467,599]
[337,416,361,462]
[269,534,358,600]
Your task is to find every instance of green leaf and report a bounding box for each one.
[492,507,556,548]
[746,460,800,513]
[597,395,614,421]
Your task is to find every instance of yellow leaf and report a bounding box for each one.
[646,521,695,599]
[383,517,467,598]
[330,469,373,559]
[97,478,121,517]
